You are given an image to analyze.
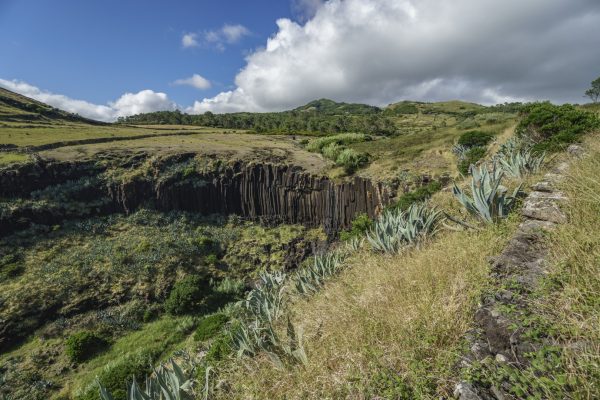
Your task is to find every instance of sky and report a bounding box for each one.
[1,0,599,121]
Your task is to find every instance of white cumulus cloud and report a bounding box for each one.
[191,0,600,113]
[182,32,199,48]
[0,78,176,121]
[173,74,212,90]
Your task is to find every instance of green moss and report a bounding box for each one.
[194,313,229,342]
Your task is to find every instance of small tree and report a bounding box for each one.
[585,76,600,103]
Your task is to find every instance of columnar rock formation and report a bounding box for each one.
[110,161,391,235]
[1,156,391,237]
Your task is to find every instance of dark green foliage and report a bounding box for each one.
[392,181,442,211]
[340,213,373,241]
[205,333,233,362]
[0,254,24,282]
[164,275,210,315]
[65,331,108,363]
[194,313,229,342]
[458,147,487,175]
[457,131,494,148]
[516,102,600,152]
[117,99,398,136]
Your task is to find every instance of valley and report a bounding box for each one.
[0,86,599,400]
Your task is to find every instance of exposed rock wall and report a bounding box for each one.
[1,156,391,237]
[109,161,390,235]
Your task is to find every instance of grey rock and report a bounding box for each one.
[522,199,567,224]
[454,382,484,400]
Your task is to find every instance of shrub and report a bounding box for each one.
[393,181,442,211]
[65,331,108,363]
[83,350,157,400]
[321,142,344,161]
[458,130,495,148]
[336,148,369,173]
[340,213,373,241]
[164,275,209,315]
[194,313,229,342]
[458,147,487,175]
[205,333,233,362]
[516,102,599,152]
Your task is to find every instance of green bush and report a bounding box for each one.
[458,147,487,175]
[516,102,599,152]
[164,275,209,315]
[194,313,229,342]
[336,148,369,173]
[340,213,373,241]
[205,333,233,362]
[79,350,157,400]
[393,181,442,211]
[457,130,494,148]
[65,331,107,363]
[321,142,344,161]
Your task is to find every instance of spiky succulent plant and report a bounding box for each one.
[453,162,522,223]
[98,359,194,400]
[366,203,442,253]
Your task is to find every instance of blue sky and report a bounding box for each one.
[0,0,295,106]
[1,0,599,121]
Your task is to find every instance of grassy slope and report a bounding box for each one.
[216,217,520,399]
[527,135,600,397]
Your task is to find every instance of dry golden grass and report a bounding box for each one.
[531,134,600,398]
[215,217,519,399]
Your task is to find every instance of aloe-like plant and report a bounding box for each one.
[495,141,545,178]
[453,162,522,223]
[98,359,194,400]
[295,252,344,295]
[366,203,442,253]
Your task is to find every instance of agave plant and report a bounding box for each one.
[497,147,545,178]
[366,203,443,253]
[453,162,522,223]
[243,271,286,324]
[294,252,344,295]
[98,359,194,400]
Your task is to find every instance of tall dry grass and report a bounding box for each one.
[532,135,600,398]
[215,217,518,399]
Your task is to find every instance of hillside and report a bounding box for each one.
[0,91,599,400]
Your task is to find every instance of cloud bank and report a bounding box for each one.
[190,0,600,113]
[0,79,176,122]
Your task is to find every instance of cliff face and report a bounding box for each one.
[1,156,391,236]
[109,161,390,235]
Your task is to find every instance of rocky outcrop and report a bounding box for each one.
[455,149,580,400]
[108,160,391,235]
[1,155,391,237]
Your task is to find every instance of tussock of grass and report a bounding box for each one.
[215,217,519,399]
